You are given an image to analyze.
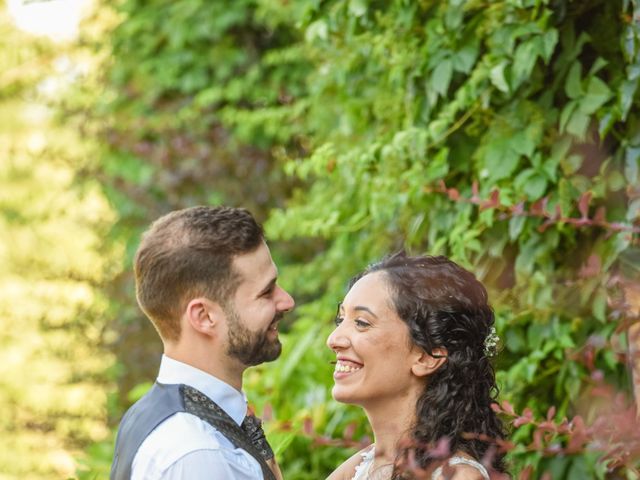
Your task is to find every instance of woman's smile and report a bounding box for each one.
[333,358,363,378]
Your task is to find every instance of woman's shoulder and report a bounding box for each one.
[431,454,490,480]
[326,444,375,480]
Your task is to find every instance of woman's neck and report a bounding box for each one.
[364,389,419,466]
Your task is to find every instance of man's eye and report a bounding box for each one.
[334,316,344,326]
[355,319,371,328]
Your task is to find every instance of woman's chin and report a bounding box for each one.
[331,385,360,404]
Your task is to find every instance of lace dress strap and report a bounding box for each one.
[351,446,375,480]
[431,456,490,480]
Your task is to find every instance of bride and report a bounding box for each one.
[326,252,507,480]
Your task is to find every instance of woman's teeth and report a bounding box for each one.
[335,362,362,373]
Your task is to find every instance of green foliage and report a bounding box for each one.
[0,6,117,478]
[76,0,640,478]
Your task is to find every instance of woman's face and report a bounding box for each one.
[326,271,423,407]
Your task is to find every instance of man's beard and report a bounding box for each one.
[225,305,283,366]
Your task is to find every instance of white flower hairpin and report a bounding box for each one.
[483,326,500,357]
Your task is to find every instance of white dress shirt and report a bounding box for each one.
[131,355,264,480]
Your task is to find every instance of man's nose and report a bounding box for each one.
[277,286,295,312]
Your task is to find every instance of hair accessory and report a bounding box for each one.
[483,326,500,357]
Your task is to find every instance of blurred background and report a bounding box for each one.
[1,0,639,478]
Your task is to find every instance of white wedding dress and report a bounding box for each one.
[350,446,490,480]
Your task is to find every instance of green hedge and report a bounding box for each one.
[82,0,640,477]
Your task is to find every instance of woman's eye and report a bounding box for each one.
[334,316,344,326]
[355,319,371,329]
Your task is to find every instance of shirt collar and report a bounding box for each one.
[156,354,248,425]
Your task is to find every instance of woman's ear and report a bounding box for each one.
[411,347,447,377]
[185,297,224,336]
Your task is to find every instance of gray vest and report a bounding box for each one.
[110,382,273,480]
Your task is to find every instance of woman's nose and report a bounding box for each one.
[326,325,350,351]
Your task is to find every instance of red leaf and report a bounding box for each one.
[343,422,356,440]
[546,406,556,421]
[537,421,556,431]
[513,416,531,427]
[303,417,314,435]
[579,254,601,278]
[430,437,451,458]
[538,218,554,232]
[530,197,548,216]
[593,206,607,223]
[262,403,273,421]
[501,400,516,416]
[554,204,562,219]
[578,191,592,219]
[481,189,500,210]
[472,180,479,200]
[511,201,525,215]
[533,429,543,449]
[570,415,586,433]
[518,465,533,480]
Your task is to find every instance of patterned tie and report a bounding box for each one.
[242,412,275,461]
[181,384,276,480]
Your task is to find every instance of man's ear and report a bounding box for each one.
[411,347,448,377]
[185,297,224,336]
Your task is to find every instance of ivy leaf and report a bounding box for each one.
[588,57,608,76]
[559,100,577,133]
[305,20,328,42]
[483,142,520,181]
[524,174,548,199]
[541,28,559,63]
[619,78,639,120]
[514,167,535,190]
[431,59,453,97]
[509,215,526,241]
[608,171,626,191]
[452,44,479,74]
[513,40,539,89]
[424,147,450,181]
[578,76,612,114]
[490,61,510,93]
[510,131,536,158]
[592,289,607,322]
[625,146,640,183]
[565,63,583,99]
[348,0,367,17]
[566,110,590,139]
[561,153,583,175]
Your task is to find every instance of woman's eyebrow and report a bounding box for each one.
[353,306,378,318]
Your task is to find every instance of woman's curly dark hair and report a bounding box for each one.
[351,252,507,476]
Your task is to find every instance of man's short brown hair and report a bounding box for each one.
[134,206,264,342]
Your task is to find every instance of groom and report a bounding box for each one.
[110,206,295,480]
